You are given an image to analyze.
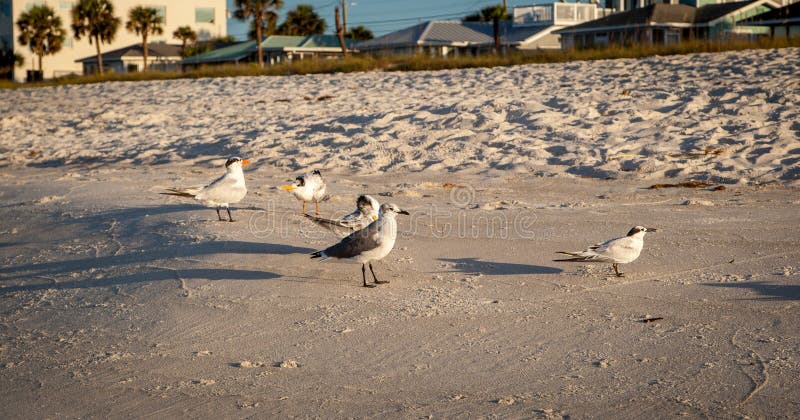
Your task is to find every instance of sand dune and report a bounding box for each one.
[1,48,798,184]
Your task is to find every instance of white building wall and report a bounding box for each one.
[3,0,227,81]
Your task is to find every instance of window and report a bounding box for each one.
[64,37,73,48]
[195,7,214,24]
[59,1,72,10]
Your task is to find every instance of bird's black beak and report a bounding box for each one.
[398,210,410,215]
[646,227,658,232]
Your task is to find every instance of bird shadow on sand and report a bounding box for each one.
[704,281,800,301]
[0,241,314,282]
[437,258,562,275]
[0,268,280,295]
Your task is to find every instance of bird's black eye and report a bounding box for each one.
[296,177,305,187]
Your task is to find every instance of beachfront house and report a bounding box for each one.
[555,0,781,49]
[740,1,800,37]
[355,3,613,56]
[75,43,182,75]
[180,35,348,68]
[1,0,226,82]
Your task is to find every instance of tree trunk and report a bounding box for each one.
[181,39,187,57]
[143,34,148,71]
[335,7,348,56]
[37,48,43,72]
[256,16,264,67]
[95,35,103,74]
[493,16,500,54]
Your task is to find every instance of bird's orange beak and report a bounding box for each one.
[241,159,251,165]
[281,185,295,191]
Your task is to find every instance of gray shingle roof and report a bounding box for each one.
[741,1,800,24]
[76,43,182,63]
[355,20,554,50]
[556,1,774,34]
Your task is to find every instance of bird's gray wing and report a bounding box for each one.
[322,221,381,259]
[304,214,353,237]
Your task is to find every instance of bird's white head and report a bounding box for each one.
[627,226,657,237]
[380,203,409,217]
[225,156,250,171]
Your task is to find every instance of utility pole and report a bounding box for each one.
[502,0,508,12]
[342,0,348,36]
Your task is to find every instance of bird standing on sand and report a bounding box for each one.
[281,169,326,215]
[162,156,250,222]
[304,194,380,237]
[554,226,657,277]
[311,203,410,288]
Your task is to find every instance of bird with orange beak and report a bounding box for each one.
[162,156,251,222]
[281,169,326,215]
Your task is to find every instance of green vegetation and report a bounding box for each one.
[1,38,797,89]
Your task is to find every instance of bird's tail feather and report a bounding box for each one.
[304,214,339,227]
[311,251,323,259]
[553,251,589,262]
[160,188,197,198]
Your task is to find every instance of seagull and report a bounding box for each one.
[311,203,410,288]
[304,194,380,237]
[281,169,326,215]
[554,226,657,277]
[161,156,250,222]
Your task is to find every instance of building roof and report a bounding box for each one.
[355,20,553,50]
[76,43,182,63]
[694,0,756,23]
[555,4,696,34]
[181,35,348,64]
[556,1,775,34]
[740,1,800,25]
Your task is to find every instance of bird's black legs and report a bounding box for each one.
[370,262,389,284]
[613,263,624,277]
[362,264,376,288]
[216,207,224,221]
[227,208,234,222]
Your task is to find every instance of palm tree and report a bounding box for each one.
[72,0,121,75]
[234,0,283,68]
[463,5,509,54]
[173,26,197,57]
[247,12,278,40]
[346,25,373,41]
[277,4,326,36]
[16,5,66,73]
[125,6,163,71]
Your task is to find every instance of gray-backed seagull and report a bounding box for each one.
[161,156,250,222]
[304,194,380,237]
[554,226,657,277]
[311,203,409,288]
[281,169,326,215]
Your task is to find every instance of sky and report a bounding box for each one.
[226,0,539,40]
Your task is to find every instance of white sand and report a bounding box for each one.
[0,49,799,417]
[2,48,799,183]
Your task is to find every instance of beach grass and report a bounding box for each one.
[2,37,798,89]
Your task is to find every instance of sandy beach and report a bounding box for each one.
[1,48,799,418]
